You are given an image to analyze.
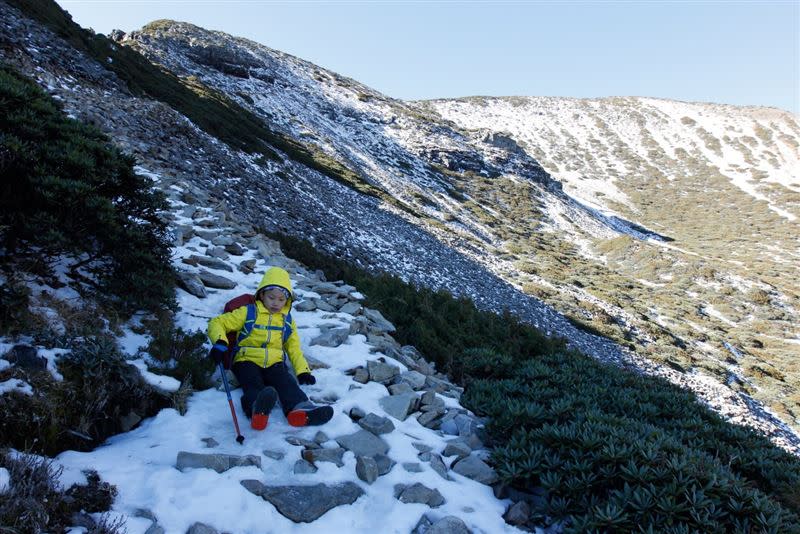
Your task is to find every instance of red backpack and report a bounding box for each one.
[221,293,293,369]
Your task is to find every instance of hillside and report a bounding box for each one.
[2,0,800,532]
[2,0,797,447]
[119,19,800,433]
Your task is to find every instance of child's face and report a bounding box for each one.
[261,288,287,314]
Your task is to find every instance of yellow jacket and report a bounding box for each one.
[207,267,310,375]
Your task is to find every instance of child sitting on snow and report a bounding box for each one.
[207,266,333,430]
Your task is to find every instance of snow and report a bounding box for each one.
[127,358,181,393]
[0,378,33,396]
[0,467,9,492]
[54,323,517,533]
[431,96,799,222]
[703,305,738,327]
[26,167,524,534]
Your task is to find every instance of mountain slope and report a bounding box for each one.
[1,0,797,450]
[119,20,800,433]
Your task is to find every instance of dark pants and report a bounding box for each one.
[232,361,308,418]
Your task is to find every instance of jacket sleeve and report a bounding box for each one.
[207,306,248,345]
[284,317,311,375]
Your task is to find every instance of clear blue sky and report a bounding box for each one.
[55,1,800,113]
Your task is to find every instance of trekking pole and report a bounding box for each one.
[218,362,244,444]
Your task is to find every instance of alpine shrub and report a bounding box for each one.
[0,450,123,533]
[0,336,169,455]
[0,62,175,316]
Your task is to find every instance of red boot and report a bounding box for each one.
[250,387,277,431]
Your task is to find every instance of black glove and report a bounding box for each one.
[297,372,316,385]
[208,340,228,364]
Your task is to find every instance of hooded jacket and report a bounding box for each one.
[207,267,311,375]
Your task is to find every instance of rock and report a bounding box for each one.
[301,447,346,467]
[224,242,245,256]
[144,525,165,534]
[206,247,230,260]
[411,515,433,534]
[201,438,219,448]
[503,500,530,526]
[176,452,261,473]
[402,462,423,473]
[293,459,318,474]
[451,455,498,485]
[238,259,257,274]
[313,298,337,312]
[294,299,317,312]
[418,410,444,429]
[313,431,329,444]
[355,456,378,484]
[428,516,472,534]
[6,345,46,370]
[399,370,428,390]
[388,383,414,395]
[133,509,158,523]
[211,235,235,246]
[197,269,237,290]
[353,368,370,384]
[394,483,445,508]
[262,449,284,460]
[240,481,364,523]
[176,271,207,298]
[310,327,350,347]
[182,254,233,272]
[285,436,320,449]
[335,429,389,457]
[339,301,362,315]
[358,413,395,435]
[367,360,400,384]
[363,308,396,333]
[429,454,451,481]
[186,522,218,534]
[374,453,396,475]
[442,439,472,459]
[349,406,366,421]
[379,392,417,421]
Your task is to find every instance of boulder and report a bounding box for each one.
[176,271,207,298]
[335,429,389,457]
[451,455,498,485]
[394,483,445,508]
[197,270,237,290]
[363,308,396,333]
[176,452,260,473]
[355,456,378,484]
[357,413,395,435]
[367,360,400,384]
[379,392,417,421]
[240,481,364,523]
[310,327,350,347]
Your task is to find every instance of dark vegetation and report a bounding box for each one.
[276,232,800,533]
[0,336,170,456]
[0,450,124,533]
[0,62,175,316]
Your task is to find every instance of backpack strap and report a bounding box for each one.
[282,312,293,343]
[233,303,258,354]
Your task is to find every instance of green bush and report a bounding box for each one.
[0,62,175,316]
[142,310,213,390]
[462,348,800,533]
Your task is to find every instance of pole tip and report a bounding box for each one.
[236,435,245,444]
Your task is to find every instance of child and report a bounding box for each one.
[207,266,333,430]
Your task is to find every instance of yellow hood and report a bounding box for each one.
[256,267,294,306]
